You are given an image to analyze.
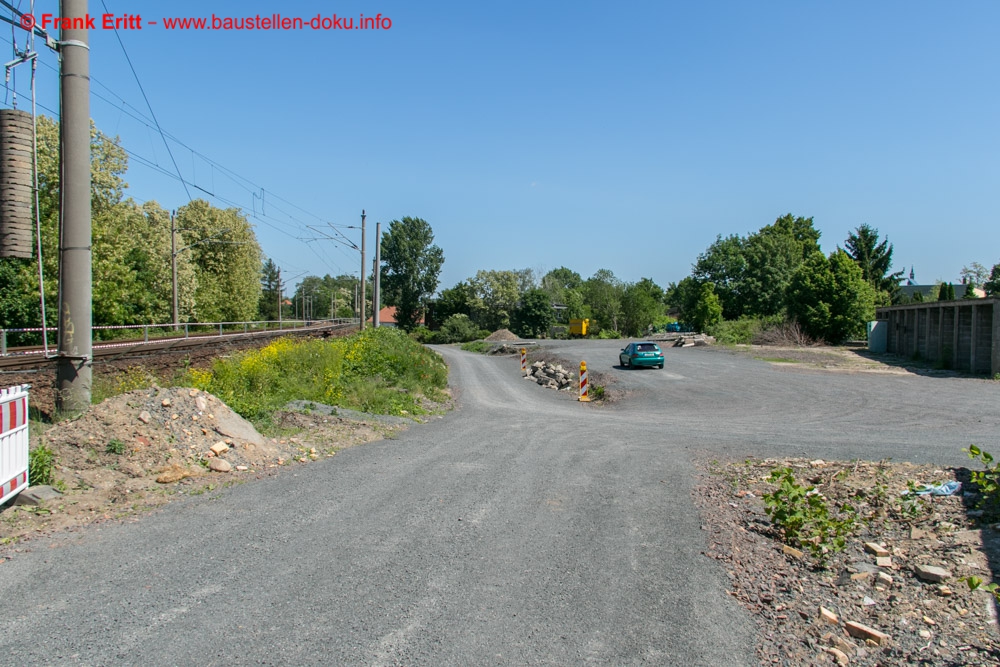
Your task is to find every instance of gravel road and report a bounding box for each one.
[1,341,997,665]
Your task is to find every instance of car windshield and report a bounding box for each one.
[636,343,659,352]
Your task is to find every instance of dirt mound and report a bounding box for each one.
[1,389,404,548]
[485,329,519,342]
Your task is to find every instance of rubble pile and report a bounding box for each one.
[523,360,576,392]
[673,334,715,347]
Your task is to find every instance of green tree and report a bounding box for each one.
[937,282,956,301]
[985,264,1000,297]
[693,234,746,319]
[512,289,554,338]
[434,281,475,325]
[620,279,663,337]
[690,282,723,333]
[582,269,624,333]
[665,277,703,324]
[380,216,445,331]
[962,282,979,299]
[468,269,523,331]
[740,214,822,317]
[540,266,583,302]
[259,259,281,321]
[175,199,262,322]
[843,224,903,304]
[786,250,875,344]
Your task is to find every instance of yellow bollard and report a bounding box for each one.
[578,360,590,402]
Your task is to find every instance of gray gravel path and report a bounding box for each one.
[2,341,996,665]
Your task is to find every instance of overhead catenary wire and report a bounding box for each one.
[0,23,360,287]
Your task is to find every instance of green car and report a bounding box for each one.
[619,342,664,369]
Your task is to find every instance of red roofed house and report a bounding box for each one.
[369,306,424,328]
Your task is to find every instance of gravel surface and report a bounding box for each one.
[0,340,997,664]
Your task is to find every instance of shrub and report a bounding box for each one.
[597,329,621,339]
[440,314,480,343]
[29,444,55,486]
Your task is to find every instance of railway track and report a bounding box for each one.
[0,321,357,371]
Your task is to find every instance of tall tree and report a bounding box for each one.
[259,259,281,321]
[583,269,624,333]
[380,216,445,331]
[468,269,523,331]
[985,263,1000,297]
[512,289,554,338]
[786,250,875,344]
[692,234,746,319]
[620,280,663,337]
[175,199,262,323]
[843,224,903,304]
[740,214,821,317]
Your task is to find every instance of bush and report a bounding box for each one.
[440,314,480,343]
[597,329,621,339]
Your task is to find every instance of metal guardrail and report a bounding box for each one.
[0,319,359,357]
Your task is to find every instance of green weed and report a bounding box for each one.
[106,438,127,455]
[28,444,55,486]
[965,445,1000,512]
[762,467,857,565]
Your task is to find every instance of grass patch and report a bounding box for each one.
[92,365,158,404]
[184,328,449,427]
[460,340,492,354]
[756,357,798,364]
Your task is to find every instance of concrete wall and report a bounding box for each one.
[874,298,999,376]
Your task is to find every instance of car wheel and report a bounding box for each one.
[621,357,629,368]
[658,363,664,369]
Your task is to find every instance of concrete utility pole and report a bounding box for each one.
[55,0,92,413]
[372,258,379,327]
[373,221,381,327]
[359,210,366,330]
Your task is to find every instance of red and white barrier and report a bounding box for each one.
[0,384,30,505]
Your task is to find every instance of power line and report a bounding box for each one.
[0,25,358,280]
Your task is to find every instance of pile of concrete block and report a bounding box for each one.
[673,334,715,348]
[523,360,576,391]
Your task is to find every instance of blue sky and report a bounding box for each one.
[3,1,998,294]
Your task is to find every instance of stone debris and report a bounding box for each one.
[209,441,230,456]
[208,458,232,473]
[844,620,890,645]
[156,464,198,484]
[914,564,952,583]
[864,542,890,557]
[13,485,63,506]
[823,647,850,666]
[671,334,715,347]
[524,360,576,392]
[819,606,838,624]
[137,410,151,424]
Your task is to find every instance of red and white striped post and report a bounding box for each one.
[578,361,590,402]
[520,348,527,375]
